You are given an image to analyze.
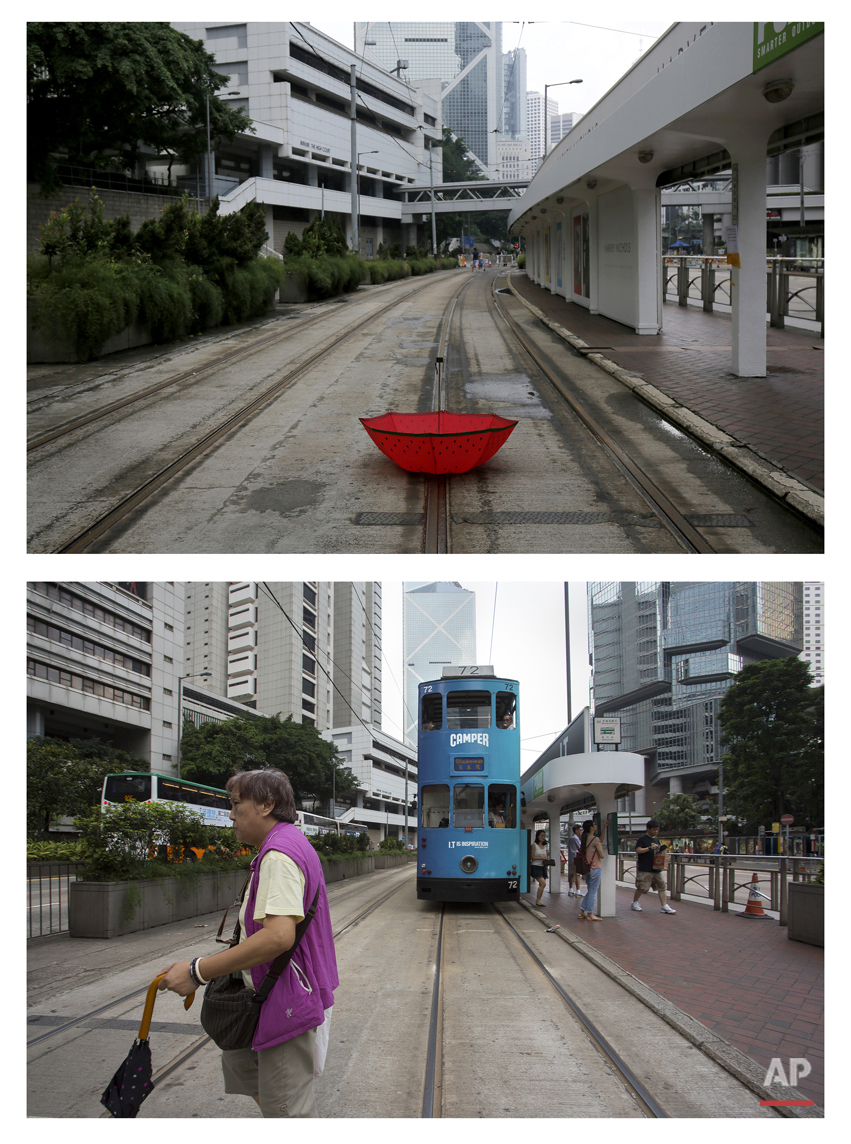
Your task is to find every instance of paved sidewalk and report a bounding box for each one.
[509,273,824,495]
[524,883,823,1107]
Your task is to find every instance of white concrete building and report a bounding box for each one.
[169,22,442,255]
[27,582,184,772]
[327,724,418,846]
[510,22,824,377]
[526,91,558,164]
[184,581,382,736]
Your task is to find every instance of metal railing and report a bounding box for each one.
[663,255,824,337]
[55,163,181,197]
[616,853,822,926]
[27,862,83,938]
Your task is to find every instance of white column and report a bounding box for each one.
[729,137,769,376]
[591,792,618,917]
[633,187,662,334]
[586,198,600,314]
[548,810,561,894]
[669,775,683,795]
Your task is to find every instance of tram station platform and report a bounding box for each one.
[508,272,824,500]
[522,880,824,1108]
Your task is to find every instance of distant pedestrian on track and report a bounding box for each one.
[631,819,676,914]
[568,823,583,896]
[156,769,339,1117]
[531,829,549,907]
[577,820,604,921]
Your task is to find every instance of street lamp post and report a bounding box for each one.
[542,80,583,161]
[176,671,212,778]
[356,150,379,257]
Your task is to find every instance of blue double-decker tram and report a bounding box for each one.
[417,667,527,902]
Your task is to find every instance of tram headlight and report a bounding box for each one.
[460,854,478,873]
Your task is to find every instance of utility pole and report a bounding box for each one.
[350,65,358,253]
[428,140,437,256]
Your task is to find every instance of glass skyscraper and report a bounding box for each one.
[355,22,503,170]
[587,582,803,798]
[403,582,476,746]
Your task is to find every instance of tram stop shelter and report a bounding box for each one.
[508,22,823,377]
[521,751,644,917]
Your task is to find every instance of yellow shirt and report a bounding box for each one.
[237,850,305,988]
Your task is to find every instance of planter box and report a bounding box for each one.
[373,853,417,869]
[279,272,308,304]
[27,296,151,363]
[787,882,824,946]
[320,856,374,884]
[69,869,248,939]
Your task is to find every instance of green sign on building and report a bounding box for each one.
[753,22,824,72]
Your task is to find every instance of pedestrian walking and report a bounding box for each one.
[155,769,339,1117]
[578,820,604,921]
[631,819,676,914]
[531,829,549,907]
[568,823,583,896]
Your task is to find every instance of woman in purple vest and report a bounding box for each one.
[157,769,338,1117]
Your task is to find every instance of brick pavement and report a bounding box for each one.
[525,883,824,1106]
[509,274,824,492]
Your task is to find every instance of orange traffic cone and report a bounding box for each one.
[737,871,771,919]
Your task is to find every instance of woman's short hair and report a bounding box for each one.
[226,768,297,823]
[535,829,547,842]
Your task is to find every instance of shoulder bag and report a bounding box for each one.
[574,845,590,876]
[199,875,321,1051]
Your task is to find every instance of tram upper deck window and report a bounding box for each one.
[421,693,443,731]
[446,690,491,730]
[496,691,516,729]
[421,784,450,828]
[454,783,484,828]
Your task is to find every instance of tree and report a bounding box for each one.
[179,714,360,808]
[438,128,485,183]
[654,793,701,832]
[27,737,115,838]
[717,657,823,831]
[27,22,253,190]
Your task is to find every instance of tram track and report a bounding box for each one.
[485,273,715,554]
[38,275,455,554]
[421,901,668,1118]
[26,277,436,453]
[421,268,715,554]
[27,865,414,1117]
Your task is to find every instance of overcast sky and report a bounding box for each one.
[310,12,672,122]
[380,582,590,768]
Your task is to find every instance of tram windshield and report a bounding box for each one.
[421,784,450,828]
[421,693,443,730]
[496,691,516,729]
[446,691,491,730]
[454,784,484,828]
[488,785,517,828]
